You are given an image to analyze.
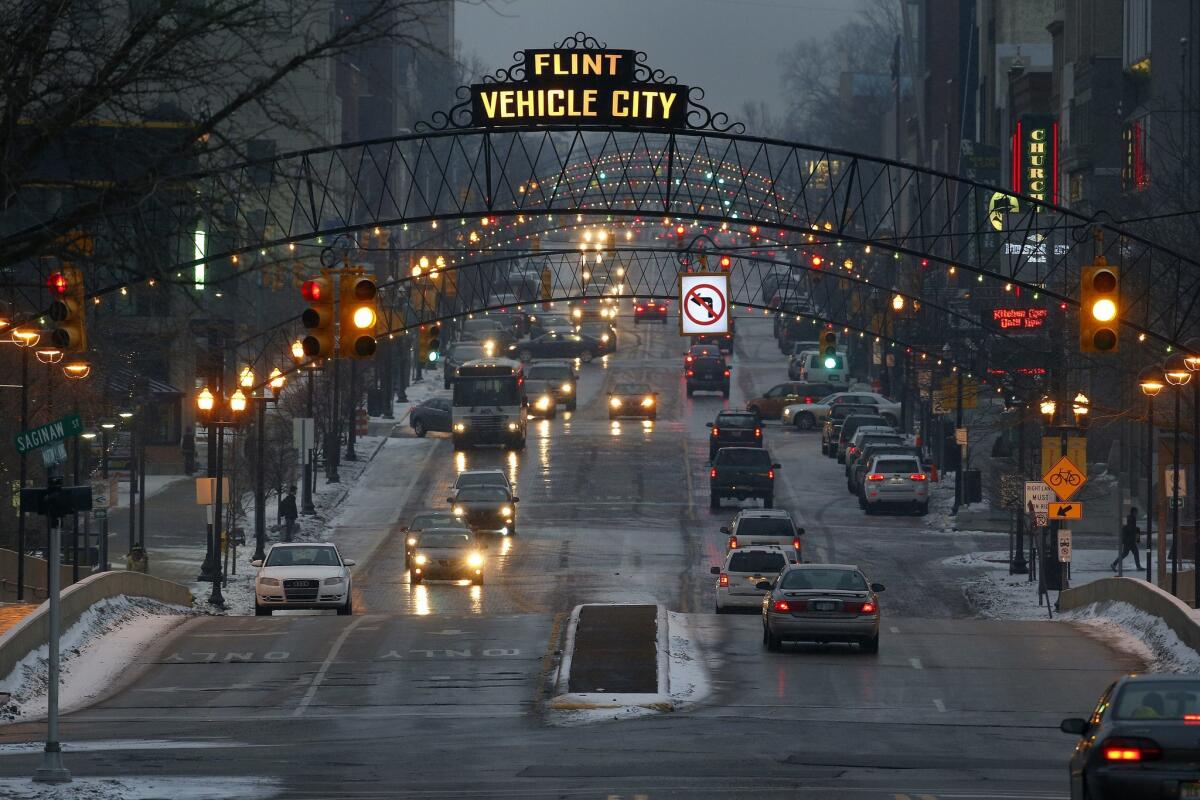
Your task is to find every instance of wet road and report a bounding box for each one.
[0,310,1139,799]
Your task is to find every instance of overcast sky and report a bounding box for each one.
[454,0,861,118]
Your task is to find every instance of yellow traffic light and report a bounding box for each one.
[419,323,442,363]
[339,274,378,359]
[48,267,87,352]
[301,276,335,357]
[820,330,837,358]
[1080,264,1119,352]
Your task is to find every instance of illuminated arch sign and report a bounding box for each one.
[471,48,689,129]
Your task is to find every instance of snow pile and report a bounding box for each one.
[1064,601,1200,673]
[0,596,192,723]
[0,776,279,799]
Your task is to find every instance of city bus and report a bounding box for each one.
[451,358,527,451]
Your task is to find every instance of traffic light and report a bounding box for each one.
[820,330,837,358]
[48,267,87,352]
[1079,263,1119,352]
[300,276,335,357]
[419,323,442,363]
[339,274,378,358]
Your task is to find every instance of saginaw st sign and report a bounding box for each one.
[471,48,689,129]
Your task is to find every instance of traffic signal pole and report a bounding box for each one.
[32,467,70,785]
[17,346,28,600]
[301,368,316,515]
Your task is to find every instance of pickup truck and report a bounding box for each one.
[709,447,781,510]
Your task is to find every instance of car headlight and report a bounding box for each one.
[414,554,427,566]
[406,536,417,546]
[641,396,654,408]
[610,397,622,408]
[453,506,465,516]
[601,334,610,342]
[535,395,552,410]
[258,577,280,587]
[572,308,582,318]
[453,422,466,432]
[507,422,518,431]
[323,576,345,585]
[561,383,573,393]
[501,505,513,517]
[483,340,496,354]
[467,552,484,568]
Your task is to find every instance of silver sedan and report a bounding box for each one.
[760,564,884,653]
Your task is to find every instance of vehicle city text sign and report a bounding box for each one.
[471,49,689,129]
[678,273,730,335]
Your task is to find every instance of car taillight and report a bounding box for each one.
[772,600,791,612]
[754,428,762,438]
[687,370,695,377]
[636,305,645,312]
[1101,737,1162,762]
[804,396,813,403]
[685,355,694,363]
[710,467,717,479]
[791,537,801,550]
[723,369,731,377]
[711,427,719,437]
[910,473,927,481]
[728,536,738,549]
[867,474,885,481]
[718,573,729,587]
[768,469,775,480]
[860,601,876,614]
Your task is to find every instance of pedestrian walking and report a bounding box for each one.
[278,486,298,542]
[1112,507,1143,572]
[181,426,196,475]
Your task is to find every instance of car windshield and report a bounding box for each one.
[462,319,502,333]
[728,551,787,573]
[454,378,521,407]
[780,569,867,591]
[458,486,510,502]
[527,365,574,380]
[735,517,794,536]
[1112,681,1200,719]
[873,459,921,474]
[715,449,770,466]
[615,383,650,394]
[408,513,464,530]
[716,414,757,429]
[543,317,572,327]
[417,533,471,549]
[455,472,507,488]
[264,546,341,567]
[449,344,486,361]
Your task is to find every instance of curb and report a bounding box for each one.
[548,603,673,711]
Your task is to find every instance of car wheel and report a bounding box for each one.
[337,598,353,616]
[715,603,727,615]
[412,420,427,438]
[579,351,594,363]
[795,412,815,430]
[857,495,866,509]
[687,387,695,398]
[722,386,730,398]
[710,493,721,510]
[846,481,856,494]
[519,350,533,362]
[917,501,929,516]
[766,628,782,652]
[861,634,879,654]
[763,496,774,509]
[864,504,876,516]
[255,605,271,616]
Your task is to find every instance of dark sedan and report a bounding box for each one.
[409,397,451,437]
[608,382,657,421]
[400,512,470,569]
[1061,674,1200,799]
[512,332,604,363]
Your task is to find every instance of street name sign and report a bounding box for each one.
[14,413,83,455]
[678,272,730,335]
[1048,501,1083,520]
[1043,455,1087,501]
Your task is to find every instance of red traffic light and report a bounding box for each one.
[48,272,69,295]
[301,280,323,301]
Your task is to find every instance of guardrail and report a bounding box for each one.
[0,571,193,685]
[1058,576,1200,655]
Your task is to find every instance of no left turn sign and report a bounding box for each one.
[678,273,730,335]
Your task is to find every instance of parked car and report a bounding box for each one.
[760,563,884,653]
[820,405,879,456]
[836,414,894,463]
[745,382,837,421]
[409,397,452,437]
[844,429,905,478]
[850,444,925,497]
[784,392,900,430]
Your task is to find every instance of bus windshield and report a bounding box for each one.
[454,378,521,407]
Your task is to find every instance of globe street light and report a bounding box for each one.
[1139,364,1167,584]
[195,387,247,607]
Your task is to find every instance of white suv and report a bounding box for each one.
[862,455,929,515]
[711,545,792,612]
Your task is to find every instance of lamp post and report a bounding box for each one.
[63,360,90,583]
[291,340,317,515]
[1184,338,1200,609]
[1139,365,1166,585]
[1164,353,1191,595]
[195,386,247,607]
[249,368,287,563]
[11,327,39,600]
[98,420,115,571]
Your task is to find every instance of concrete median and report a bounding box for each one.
[0,571,192,686]
[550,603,671,711]
[1058,576,1200,655]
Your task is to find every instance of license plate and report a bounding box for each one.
[1181,782,1200,799]
[812,601,837,611]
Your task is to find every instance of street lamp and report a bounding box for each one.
[1039,396,1057,422]
[62,359,90,380]
[1184,338,1200,609]
[1071,392,1089,427]
[194,386,247,606]
[1139,365,1166,584]
[891,293,905,312]
[35,347,64,364]
[1164,353,1192,594]
[250,369,287,562]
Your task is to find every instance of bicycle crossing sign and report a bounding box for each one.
[1043,456,1086,501]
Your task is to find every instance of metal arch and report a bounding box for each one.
[48,125,1200,348]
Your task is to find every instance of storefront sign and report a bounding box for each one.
[1012,114,1058,205]
[990,307,1048,331]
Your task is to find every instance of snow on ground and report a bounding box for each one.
[0,776,279,800]
[950,547,1126,621]
[1064,601,1200,672]
[0,597,192,723]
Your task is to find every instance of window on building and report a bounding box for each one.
[1123,0,1152,74]
[1069,172,1084,204]
[1122,120,1149,191]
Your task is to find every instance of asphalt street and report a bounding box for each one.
[0,310,1141,798]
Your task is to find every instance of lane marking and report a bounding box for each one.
[933,698,946,713]
[292,616,366,717]
[889,626,900,634]
[908,657,923,670]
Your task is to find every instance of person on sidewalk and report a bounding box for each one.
[278,486,298,542]
[1112,507,1143,572]
[181,427,196,475]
